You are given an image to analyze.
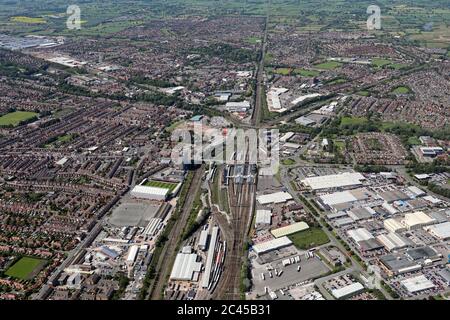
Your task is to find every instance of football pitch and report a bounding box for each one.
[5,257,46,280]
[0,111,38,127]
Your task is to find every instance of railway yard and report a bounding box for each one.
[0,0,449,302]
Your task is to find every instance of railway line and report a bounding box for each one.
[212,155,256,299]
[147,166,204,300]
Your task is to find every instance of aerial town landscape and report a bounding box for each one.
[0,0,449,304]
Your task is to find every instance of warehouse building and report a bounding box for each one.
[301,172,365,191]
[401,211,436,230]
[384,218,406,233]
[202,227,219,288]
[437,268,450,286]
[376,233,410,251]
[406,246,439,261]
[252,236,292,255]
[401,275,435,293]
[126,245,139,266]
[271,222,309,238]
[348,207,375,221]
[407,186,426,197]
[256,191,293,205]
[197,230,209,251]
[331,282,365,299]
[379,254,422,275]
[255,210,272,229]
[130,185,170,201]
[424,222,450,240]
[225,101,250,112]
[347,228,374,243]
[170,250,202,281]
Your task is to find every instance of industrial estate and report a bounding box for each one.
[0,0,448,303]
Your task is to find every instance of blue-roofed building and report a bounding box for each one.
[190,115,204,122]
[99,246,119,259]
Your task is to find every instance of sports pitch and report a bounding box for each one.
[5,256,46,280]
[0,111,38,127]
[144,180,178,192]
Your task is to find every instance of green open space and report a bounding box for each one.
[371,58,392,68]
[144,180,179,192]
[313,61,342,70]
[340,116,368,126]
[0,111,38,127]
[391,86,411,94]
[293,69,320,77]
[288,227,330,250]
[245,36,261,44]
[281,158,296,165]
[356,90,370,96]
[5,256,46,280]
[11,16,46,24]
[407,136,421,145]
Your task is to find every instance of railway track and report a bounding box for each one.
[213,161,255,299]
[148,166,204,300]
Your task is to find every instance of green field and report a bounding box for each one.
[0,111,38,127]
[246,36,261,44]
[282,158,296,165]
[392,86,411,94]
[273,68,292,75]
[408,136,421,145]
[372,58,392,68]
[328,77,347,85]
[11,16,46,24]
[57,134,74,143]
[340,116,368,126]
[144,180,178,192]
[5,257,46,280]
[313,61,342,70]
[356,90,370,96]
[293,69,320,77]
[288,227,330,250]
[334,140,346,150]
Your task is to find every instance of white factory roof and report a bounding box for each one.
[170,253,202,281]
[414,174,431,180]
[331,282,364,299]
[407,186,425,197]
[376,233,409,251]
[255,210,272,226]
[131,185,170,196]
[423,195,442,204]
[384,218,405,233]
[126,245,139,264]
[283,142,301,149]
[252,236,292,255]
[198,230,209,249]
[382,202,398,215]
[56,157,69,166]
[320,191,357,206]
[271,222,309,238]
[347,228,374,243]
[257,191,293,205]
[401,275,435,293]
[291,93,321,105]
[424,222,450,240]
[226,101,251,108]
[280,132,295,143]
[402,211,436,229]
[301,172,365,190]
